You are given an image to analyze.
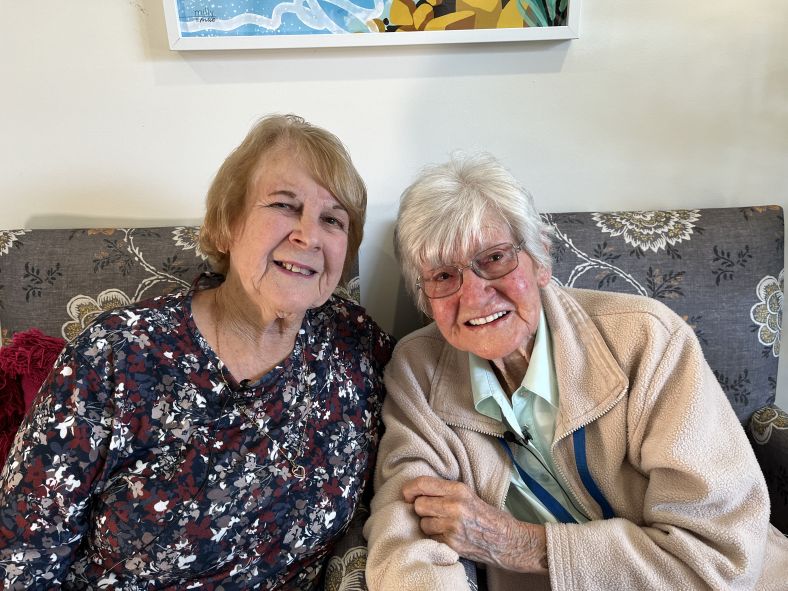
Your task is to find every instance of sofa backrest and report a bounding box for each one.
[0,226,360,344]
[0,207,783,424]
[544,206,783,423]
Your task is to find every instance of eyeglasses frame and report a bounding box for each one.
[416,240,527,300]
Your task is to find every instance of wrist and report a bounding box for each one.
[504,521,548,574]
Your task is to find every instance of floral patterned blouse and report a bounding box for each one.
[0,275,393,590]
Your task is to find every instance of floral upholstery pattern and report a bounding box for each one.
[0,227,359,346]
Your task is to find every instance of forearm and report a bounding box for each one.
[463,517,547,574]
[429,494,548,574]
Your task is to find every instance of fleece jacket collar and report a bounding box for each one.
[429,283,629,442]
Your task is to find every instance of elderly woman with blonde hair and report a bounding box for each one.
[0,114,393,589]
[364,153,787,590]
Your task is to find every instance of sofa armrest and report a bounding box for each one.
[749,404,788,534]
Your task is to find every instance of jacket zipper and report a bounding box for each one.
[442,421,515,510]
[550,388,626,520]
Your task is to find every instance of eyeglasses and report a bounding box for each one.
[417,241,526,299]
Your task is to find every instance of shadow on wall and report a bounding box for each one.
[362,220,428,340]
[22,215,203,231]
[392,276,427,338]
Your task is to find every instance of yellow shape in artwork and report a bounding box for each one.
[497,0,525,28]
[389,0,417,26]
[424,10,476,30]
[413,4,435,30]
[457,0,502,29]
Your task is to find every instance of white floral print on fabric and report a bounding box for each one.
[324,546,367,591]
[0,230,26,256]
[591,210,701,252]
[172,227,207,260]
[751,270,783,358]
[749,405,788,445]
[62,288,133,341]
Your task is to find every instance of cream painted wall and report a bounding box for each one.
[1,0,787,407]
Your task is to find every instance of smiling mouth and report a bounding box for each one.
[466,310,510,326]
[275,261,316,276]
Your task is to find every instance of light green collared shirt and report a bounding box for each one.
[469,310,587,524]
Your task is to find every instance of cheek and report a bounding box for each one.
[327,239,348,271]
[330,238,347,267]
[429,301,459,330]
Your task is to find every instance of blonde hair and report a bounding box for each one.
[199,114,366,281]
[394,152,553,313]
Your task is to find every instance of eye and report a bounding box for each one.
[430,269,457,283]
[478,250,505,266]
[268,201,295,211]
[322,215,346,231]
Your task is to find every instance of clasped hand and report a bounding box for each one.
[402,476,548,574]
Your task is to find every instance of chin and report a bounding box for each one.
[462,339,521,360]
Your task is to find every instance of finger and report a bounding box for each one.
[412,493,448,518]
[402,476,459,503]
[419,516,446,537]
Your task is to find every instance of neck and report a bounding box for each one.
[217,274,305,338]
[491,340,534,398]
[212,284,304,381]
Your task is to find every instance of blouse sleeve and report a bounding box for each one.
[0,343,114,589]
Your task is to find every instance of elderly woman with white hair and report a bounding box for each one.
[364,153,787,590]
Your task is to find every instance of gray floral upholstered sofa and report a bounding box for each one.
[0,207,786,590]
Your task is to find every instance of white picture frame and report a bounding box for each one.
[163,0,581,51]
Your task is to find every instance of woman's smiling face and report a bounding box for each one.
[225,149,349,315]
[423,218,551,363]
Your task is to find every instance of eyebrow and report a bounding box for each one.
[266,190,348,213]
[267,189,297,199]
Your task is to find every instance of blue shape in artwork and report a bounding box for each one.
[175,0,384,36]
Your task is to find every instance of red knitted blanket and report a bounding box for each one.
[0,329,66,462]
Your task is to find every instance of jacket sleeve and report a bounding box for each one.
[363,335,472,591]
[547,319,776,591]
[0,344,113,590]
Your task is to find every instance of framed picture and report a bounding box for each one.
[163,0,581,50]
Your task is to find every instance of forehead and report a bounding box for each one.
[248,150,344,209]
[421,218,515,269]
[250,149,310,188]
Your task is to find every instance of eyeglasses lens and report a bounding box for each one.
[421,243,519,299]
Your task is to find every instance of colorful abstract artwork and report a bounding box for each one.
[163,0,581,49]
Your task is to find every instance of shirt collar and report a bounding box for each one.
[469,309,558,426]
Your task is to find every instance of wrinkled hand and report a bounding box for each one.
[402,476,548,574]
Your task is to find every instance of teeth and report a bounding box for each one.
[280,262,313,276]
[468,311,508,326]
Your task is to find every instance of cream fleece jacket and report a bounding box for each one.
[364,284,788,591]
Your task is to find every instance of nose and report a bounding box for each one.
[458,267,493,304]
[290,215,321,250]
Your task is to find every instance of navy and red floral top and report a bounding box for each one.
[0,275,393,590]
